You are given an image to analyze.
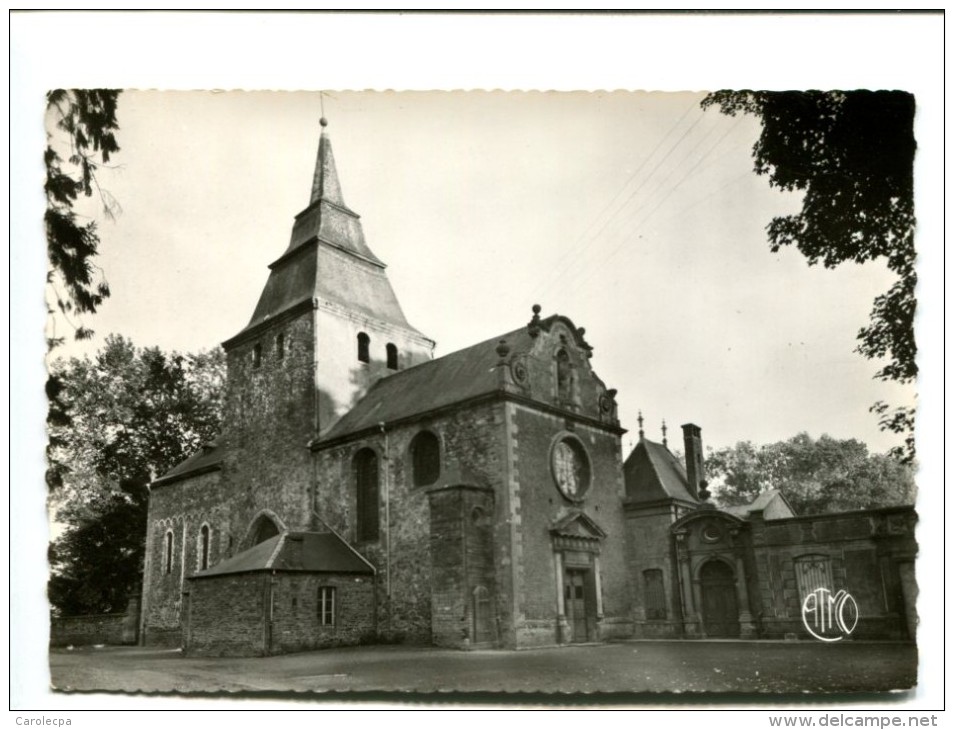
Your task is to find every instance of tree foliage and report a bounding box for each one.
[45,89,121,346]
[48,336,225,615]
[707,433,916,516]
[701,91,916,462]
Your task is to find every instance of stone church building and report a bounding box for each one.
[141,120,917,656]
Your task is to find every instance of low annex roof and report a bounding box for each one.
[623,438,698,505]
[192,531,374,579]
[724,489,796,519]
[152,440,223,487]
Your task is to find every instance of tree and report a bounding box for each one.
[45,89,121,346]
[48,336,225,615]
[707,433,916,516]
[701,91,916,462]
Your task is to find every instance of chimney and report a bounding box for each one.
[682,423,706,500]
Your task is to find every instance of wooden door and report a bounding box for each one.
[472,586,494,644]
[564,569,589,642]
[701,560,740,638]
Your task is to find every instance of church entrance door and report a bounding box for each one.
[700,560,740,638]
[564,569,590,643]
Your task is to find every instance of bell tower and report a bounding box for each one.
[220,116,434,532]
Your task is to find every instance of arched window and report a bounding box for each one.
[643,569,666,620]
[276,332,285,361]
[163,530,174,575]
[357,332,370,363]
[556,349,571,400]
[410,430,441,487]
[251,516,280,546]
[386,342,398,370]
[252,342,262,368]
[354,448,379,541]
[198,524,211,571]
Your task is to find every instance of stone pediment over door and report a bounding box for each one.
[550,510,607,553]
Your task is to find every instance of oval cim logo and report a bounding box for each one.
[801,588,859,642]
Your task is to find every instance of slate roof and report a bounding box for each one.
[152,440,223,487]
[318,323,534,443]
[623,438,699,504]
[225,123,420,344]
[724,489,796,519]
[192,531,374,579]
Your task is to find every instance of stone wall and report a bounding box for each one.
[141,469,231,647]
[509,404,632,647]
[184,573,267,656]
[184,572,375,657]
[624,502,685,638]
[223,310,316,541]
[50,614,126,647]
[269,573,376,654]
[313,400,507,644]
[428,486,496,648]
[748,506,918,640]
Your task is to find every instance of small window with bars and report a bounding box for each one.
[318,586,336,627]
[794,554,833,603]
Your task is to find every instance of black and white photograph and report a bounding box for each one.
[11,10,944,719]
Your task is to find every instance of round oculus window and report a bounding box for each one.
[551,437,591,501]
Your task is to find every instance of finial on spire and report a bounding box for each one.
[320,117,328,128]
[637,410,645,439]
[661,419,668,447]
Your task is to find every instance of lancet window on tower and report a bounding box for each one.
[357,332,370,364]
[386,343,398,370]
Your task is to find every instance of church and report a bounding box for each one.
[141,119,917,656]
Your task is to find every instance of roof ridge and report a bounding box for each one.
[264,532,287,570]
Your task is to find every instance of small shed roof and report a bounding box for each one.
[192,531,374,579]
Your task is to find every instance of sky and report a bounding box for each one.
[52,88,911,455]
[12,11,944,714]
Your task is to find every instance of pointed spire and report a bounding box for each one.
[310,116,346,208]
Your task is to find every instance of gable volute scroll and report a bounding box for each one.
[496,305,619,426]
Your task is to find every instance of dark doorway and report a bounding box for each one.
[700,560,740,637]
[472,586,494,645]
[564,569,590,643]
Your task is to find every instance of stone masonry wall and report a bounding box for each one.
[142,469,231,647]
[428,486,496,648]
[313,400,507,644]
[185,571,375,657]
[269,573,375,654]
[50,614,126,647]
[184,573,267,656]
[748,507,917,640]
[624,504,684,638]
[511,405,633,647]
[223,311,316,545]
